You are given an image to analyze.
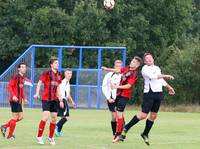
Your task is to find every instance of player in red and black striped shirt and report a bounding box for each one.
[102,56,143,143]
[34,56,63,145]
[1,63,29,140]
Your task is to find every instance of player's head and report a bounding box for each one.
[49,56,59,70]
[129,56,143,70]
[114,60,122,70]
[143,53,154,66]
[17,62,26,75]
[64,68,72,81]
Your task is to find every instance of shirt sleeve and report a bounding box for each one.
[102,72,112,100]
[58,74,62,84]
[161,79,168,87]
[66,82,70,99]
[40,72,47,83]
[8,77,17,97]
[120,67,127,73]
[141,66,159,80]
[60,81,66,99]
[127,76,138,86]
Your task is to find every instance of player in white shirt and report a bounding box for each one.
[121,53,175,145]
[55,68,75,137]
[102,60,122,136]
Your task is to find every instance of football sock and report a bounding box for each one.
[4,119,12,129]
[57,117,67,132]
[124,115,140,131]
[116,118,124,135]
[143,119,154,136]
[122,115,125,127]
[37,120,46,137]
[49,122,56,138]
[8,119,16,137]
[111,121,117,136]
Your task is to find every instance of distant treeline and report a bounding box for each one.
[0,0,199,104]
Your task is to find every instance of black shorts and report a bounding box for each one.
[42,100,57,112]
[107,100,116,112]
[115,96,129,112]
[10,101,23,113]
[57,99,69,117]
[142,92,163,114]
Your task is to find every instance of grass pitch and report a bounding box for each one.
[0,108,200,149]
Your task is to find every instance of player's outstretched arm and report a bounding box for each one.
[101,66,120,73]
[112,83,132,90]
[162,79,175,95]
[157,74,174,80]
[34,80,42,98]
[165,84,175,95]
[142,66,174,80]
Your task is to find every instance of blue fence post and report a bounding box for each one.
[29,46,35,108]
[58,47,63,72]
[87,86,91,109]
[122,48,126,67]
[79,48,83,68]
[97,48,102,109]
[75,70,79,108]
[2,83,5,106]
[75,48,82,108]
[0,83,3,104]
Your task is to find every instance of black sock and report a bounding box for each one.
[125,115,140,132]
[57,117,67,132]
[111,121,117,136]
[143,119,154,136]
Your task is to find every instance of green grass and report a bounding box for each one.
[0,108,200,149]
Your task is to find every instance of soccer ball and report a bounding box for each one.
[104,0,115,10]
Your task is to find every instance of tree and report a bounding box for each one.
[163,38,200,104]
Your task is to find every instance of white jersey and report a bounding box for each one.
[141,65,167,93]
[59,78,70,100]
[102,72,122,100]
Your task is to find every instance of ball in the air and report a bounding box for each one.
[104,0,115,10]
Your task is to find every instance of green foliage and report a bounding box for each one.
[163,38,200,104]
[0,0,199,104]
[72,1,110,46]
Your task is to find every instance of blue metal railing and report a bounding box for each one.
[0,44,126,109]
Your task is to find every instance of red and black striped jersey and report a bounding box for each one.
[40,69,62,101]
[117,66,138,99]
[8,73,25,104]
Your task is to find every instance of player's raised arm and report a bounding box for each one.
[161,79,175,95]
[141,66,174,80]
[101,66,121,73]
[112,83,132,90]
[165,84,175,95]
[157,74,174,80]
[112,76,138,90]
